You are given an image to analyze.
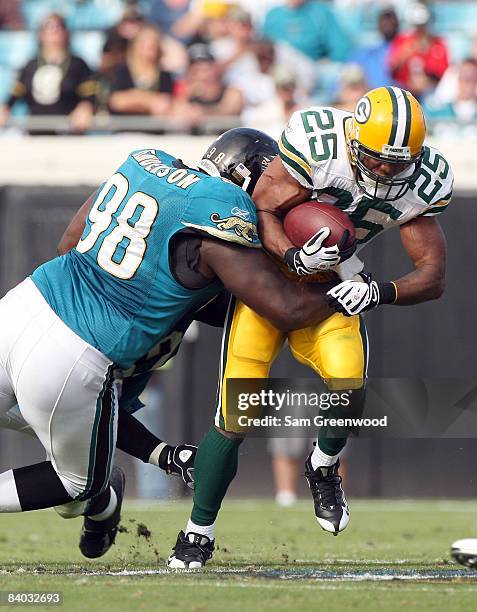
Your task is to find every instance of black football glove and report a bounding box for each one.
[325,273,397,316]
[165,444,197,489]
[285,228,356,276]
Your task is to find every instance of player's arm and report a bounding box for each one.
[57,192,95,255]
[326,216,447,316]
[253,155,311,258]
[116,403,196,489]
[200,238,334,331]
[393,215,446,304]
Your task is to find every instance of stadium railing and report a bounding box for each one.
[3,114,242,135]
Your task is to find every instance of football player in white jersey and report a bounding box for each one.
[169,86,454,568]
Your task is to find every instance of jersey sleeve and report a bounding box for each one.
[420,149,454,217]
[181,182,261,248]
[278,109,315,189]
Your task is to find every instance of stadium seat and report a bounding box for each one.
[22,0,125,31]
[444,32,472,64]
[432,2,477,35]
[66,0,125,31]
[71,30,106,71]
[0,66,14,104]
[0,31,36,71]
[21,0,57,30]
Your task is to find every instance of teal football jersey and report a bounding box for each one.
[32,149,260,368]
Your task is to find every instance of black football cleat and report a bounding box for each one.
[167,531,214,569]
[165,444,197,489]
[451,539,477,568]
[304,455,349,535]
[79,466,126,559]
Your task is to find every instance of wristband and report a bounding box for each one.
[377,281,397,305]
[284,247,299,272]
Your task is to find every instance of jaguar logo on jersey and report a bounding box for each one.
[355,96,371,124]
[210,213,258,243]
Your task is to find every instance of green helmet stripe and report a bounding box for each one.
[402,91,412,147]
[385,86,399,146]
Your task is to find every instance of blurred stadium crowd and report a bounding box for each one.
[0,0,476,136]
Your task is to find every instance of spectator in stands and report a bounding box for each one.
[106,4,188,75]
[332,63,369,112]
[94,35,128,115]
[0,0,23,29]
[424,58,477,124]
[233,38,277,109]
[172,0,231,44]
[432,36,477,107]
[105,4,146,45]
[262,0,352,63]
[352,6,399,89]
[0,13,95,133]
[241,63,303,138]
[173,43,243,130]
[388,2,449,99]
[212,7,258,85]
[108,24,174,116]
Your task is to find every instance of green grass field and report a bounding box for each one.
[0,499,477,611]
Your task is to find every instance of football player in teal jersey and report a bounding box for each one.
[0,128,338,559]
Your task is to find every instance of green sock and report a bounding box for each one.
[317,436,347,456]
[191,426,242,526]
[318,387,366,456]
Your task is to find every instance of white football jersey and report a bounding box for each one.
[279,106,454,250]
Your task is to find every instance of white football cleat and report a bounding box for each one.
[167,531,214,569]
[451,539,477,568]
[304,455,350,535]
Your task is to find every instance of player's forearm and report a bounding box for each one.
[281,282,336,330]
[395,217,447,305]
[252,157,311,259]
[203,240,334,331]
[233,271,336,331]
[393,265,446,305]
[257,210,296,259]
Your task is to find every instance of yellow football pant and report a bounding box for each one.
[215,298,367,432]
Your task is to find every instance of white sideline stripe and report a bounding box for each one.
[72,569,477,583]
[120,500,477,513]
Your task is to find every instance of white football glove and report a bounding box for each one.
[285,227,355,276]
[326,273,397,316]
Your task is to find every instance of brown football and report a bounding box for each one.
[283,200,355,248]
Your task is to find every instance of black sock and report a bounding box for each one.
[84,486,111,517]
[116,407,164,463]
[14,462,72,511]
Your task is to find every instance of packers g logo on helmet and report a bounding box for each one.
[355,96,371,124]
[348,86,426,201]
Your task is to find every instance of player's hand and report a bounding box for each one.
[285,227,356,275]
[165,444,197,489]
[325,273,397,316]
